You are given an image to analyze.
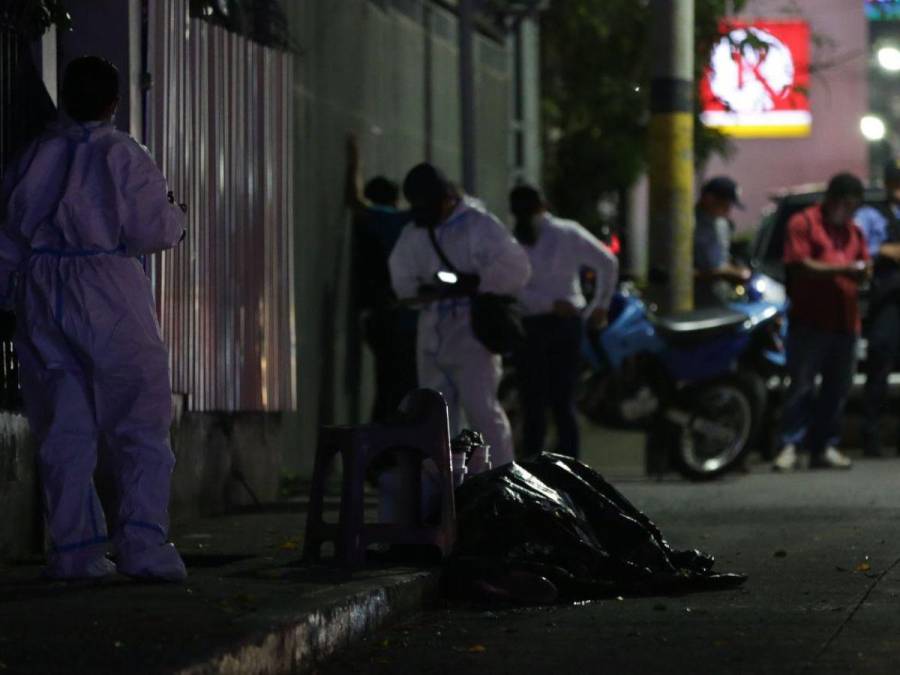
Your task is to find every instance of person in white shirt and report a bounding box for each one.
[510,185,618,459]
[389,163,531,466]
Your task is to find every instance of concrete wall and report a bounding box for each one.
[0,414,39,561]
[703,0,869,232]
[167,411,286,522]
[286,0,514,473]
[0,404,285,561]
[45,0,522,478]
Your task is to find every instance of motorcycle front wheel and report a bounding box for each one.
[671,373,765,481]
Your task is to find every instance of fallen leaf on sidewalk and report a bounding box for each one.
[773,550,787,558]
[279,540,299,551]
[452,644,487,654]
[855,559,871,573]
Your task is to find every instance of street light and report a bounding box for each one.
[861,114,888,141]
[877,45,900,72]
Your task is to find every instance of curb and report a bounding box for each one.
[176,569,442,674]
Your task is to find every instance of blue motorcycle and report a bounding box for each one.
[576,274,787,480]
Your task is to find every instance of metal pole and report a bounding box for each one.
[648,0,695,313]
[459,0,477,194]
[520,17,541,185]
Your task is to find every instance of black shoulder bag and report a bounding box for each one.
[426,226,524,354]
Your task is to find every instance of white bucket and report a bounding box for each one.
[451,451,468,487]
[466,444,492,476]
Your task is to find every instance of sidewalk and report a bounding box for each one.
[0,420,641,675]
[0,497,443,675]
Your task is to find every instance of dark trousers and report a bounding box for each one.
[863,302,900,442]
[364,309,418,423]
[778,323,857,457]
[515,314,583,458]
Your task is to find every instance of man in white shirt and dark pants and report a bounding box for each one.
[510,185,619,459]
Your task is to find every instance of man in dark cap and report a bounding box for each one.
[855,161,900,456]
[389,163,531,466]
[693,176,751,305]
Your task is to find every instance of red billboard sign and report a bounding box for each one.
[700,20,811,138]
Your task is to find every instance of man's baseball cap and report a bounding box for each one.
[884,159,900,185]
[701,176,745,209]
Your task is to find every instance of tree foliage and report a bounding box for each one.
[540,0,745,228]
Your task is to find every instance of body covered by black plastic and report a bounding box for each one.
[450,453,746,600]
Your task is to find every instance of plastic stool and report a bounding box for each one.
[303,389,456,567]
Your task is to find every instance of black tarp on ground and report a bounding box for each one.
[450,453,746,602]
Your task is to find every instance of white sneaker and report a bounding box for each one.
[812,446,853,470]
[118,543,188,582]
[772,444,797,472]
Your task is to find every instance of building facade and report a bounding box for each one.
[0,0,541,558]
[702,0,870,231]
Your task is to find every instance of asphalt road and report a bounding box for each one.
[318,456,900,674]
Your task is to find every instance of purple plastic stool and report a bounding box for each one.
[303,389,456,567]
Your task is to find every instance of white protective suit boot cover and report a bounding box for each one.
[14,341,115,579]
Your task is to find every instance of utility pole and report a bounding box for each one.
[648,0,695,313]
[459,0,477,194]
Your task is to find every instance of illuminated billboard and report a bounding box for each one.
[700,20,811,138]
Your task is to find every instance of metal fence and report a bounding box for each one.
[146,1,297,412]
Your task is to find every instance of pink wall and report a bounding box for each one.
[703,0,869,232]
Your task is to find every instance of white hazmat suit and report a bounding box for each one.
[0,121,186,580]
[389,198,531,466]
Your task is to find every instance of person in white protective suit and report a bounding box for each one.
[389,163,531,467]
[0,57,187,581]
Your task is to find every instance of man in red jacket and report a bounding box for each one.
[772,173,871,471]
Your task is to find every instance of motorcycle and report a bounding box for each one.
[499,273,787,480]
[577,273,786,479]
